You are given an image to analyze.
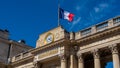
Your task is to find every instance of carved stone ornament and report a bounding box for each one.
[109,44,118,54]
[33,61,42,68]
[59,50,64,56]
[59,54,66,62]
[33,62,39,68]
[92,49,100,59]
[55,32,60,39]
[58,47,65,58]
[70,47,75,55]
[77,52,83,63]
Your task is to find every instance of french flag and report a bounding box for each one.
[59,8,74,22]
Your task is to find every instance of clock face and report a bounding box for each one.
[45,33,54,44]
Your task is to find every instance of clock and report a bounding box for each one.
[44,33,54,44]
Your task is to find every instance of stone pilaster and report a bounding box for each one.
[109,44,120,68]
[92,49,101,68]
[77,52,84,68]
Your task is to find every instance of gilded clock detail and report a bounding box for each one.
[44,33,54,44]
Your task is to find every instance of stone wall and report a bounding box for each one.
[0,41,9,63]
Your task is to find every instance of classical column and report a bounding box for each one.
[60,55,67,68]
[70,52,77,68]
[70,54,74,68]
[92,49,101,68]
[33,61,41,68]
[77,53,84,68]
[70,48,77,68]
[110,44,120,68]
[59,46,67,68]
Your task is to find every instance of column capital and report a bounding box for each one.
[77,51,81,58]
[33,61,41,68]
[77,52,83,63]
[91,49,100,59]
[70,47,76,55]
[109,44,118,54]
[59,53,66,62]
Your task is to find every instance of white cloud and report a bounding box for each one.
[94,3,109,13]
[75,0,90,11]
[99,3,109,8]
[69,17,81,31]
[76,5,81,11]
[73,17,81,25]
[94,7,100,13]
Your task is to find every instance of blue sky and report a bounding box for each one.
[0,0,120,49]
[105,62,113,68]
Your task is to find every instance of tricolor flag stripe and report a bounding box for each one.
[59,8,64,18]
[59,8,74,22]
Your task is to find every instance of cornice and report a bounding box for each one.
[30,38,69,53]
[11,55,34,65]
[0,37,9,43]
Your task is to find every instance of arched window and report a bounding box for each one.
[105,62,113,68]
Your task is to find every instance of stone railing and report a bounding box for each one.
[11,51,32,62]
[75,16,120,40]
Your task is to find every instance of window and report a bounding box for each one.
[96,22,108,31]
[81,28,91,36]
[113,17,120,24]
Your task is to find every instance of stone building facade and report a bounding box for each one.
[0,29,33,68]
[5,16,120,68]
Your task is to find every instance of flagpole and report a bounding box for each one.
[58,0,60,26]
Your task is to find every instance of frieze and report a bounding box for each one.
[38,48,58,59]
